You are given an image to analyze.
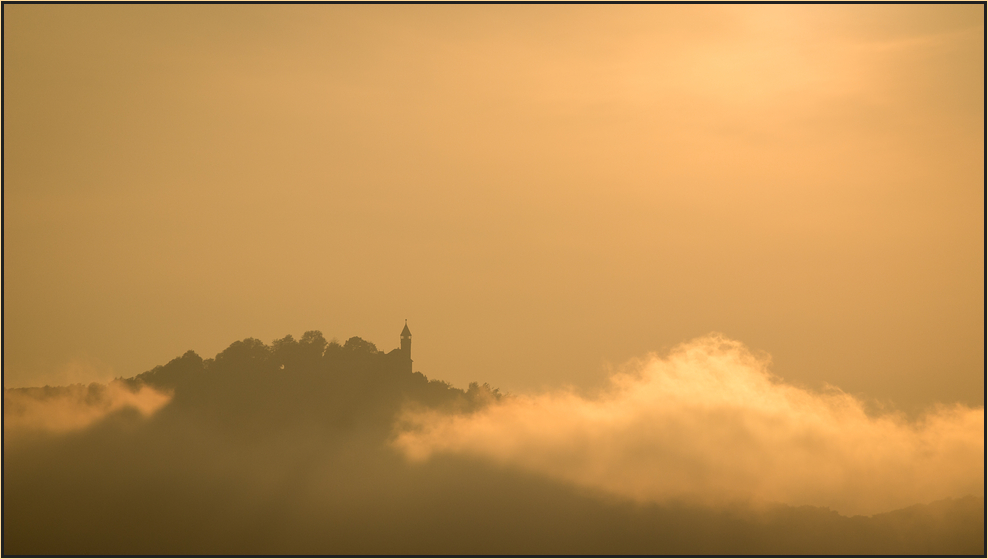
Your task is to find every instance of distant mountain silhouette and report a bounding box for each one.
[3,329,984,555]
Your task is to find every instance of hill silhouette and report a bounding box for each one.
[3,331,984,555]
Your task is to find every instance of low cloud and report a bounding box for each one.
[4,381,172,435]
[394,335,984,516]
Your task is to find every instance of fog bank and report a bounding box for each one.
[4,381,172,435]
[395,335,984,516]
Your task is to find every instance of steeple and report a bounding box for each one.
[400,320,411,356]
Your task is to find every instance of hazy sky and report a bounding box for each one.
[4,4,984,412]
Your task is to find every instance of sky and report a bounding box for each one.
[3,4,984,414]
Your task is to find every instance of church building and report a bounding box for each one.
[385,320,413,374]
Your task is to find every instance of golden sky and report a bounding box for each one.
[3,4,984,413]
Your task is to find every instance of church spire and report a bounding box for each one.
[399,320,412,373]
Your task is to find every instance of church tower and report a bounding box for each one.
[400,320,412,373]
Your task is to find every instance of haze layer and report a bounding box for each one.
[4,5,984,414]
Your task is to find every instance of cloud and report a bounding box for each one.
[393,334,984,516]
[4,381,172,435]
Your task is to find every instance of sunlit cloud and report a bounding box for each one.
[4,381,172,435]
[394,335,984,516]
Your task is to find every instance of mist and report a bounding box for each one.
[3,5,984,553]
[4,381,172,436]
[395,335,984,516]
[2,331,983,555]
[5,4,983,413]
